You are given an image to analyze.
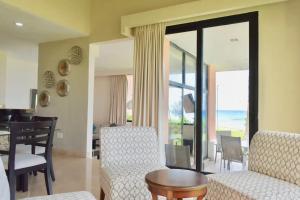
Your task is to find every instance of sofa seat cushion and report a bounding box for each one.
[20,191,96,200]
[206,171,300,200]
[1,153,46,170]
[100,164,166,200]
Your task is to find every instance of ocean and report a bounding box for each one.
[216,110,247,130]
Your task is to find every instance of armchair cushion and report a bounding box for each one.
[100,163,165,200]
[100,126,165,200]
[207,171,300,200]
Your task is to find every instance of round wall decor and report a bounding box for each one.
[38,91,50,107]
[58,59,71,76]
[56,79,70,97]
[68,45,82,65]
[43,71,55,88]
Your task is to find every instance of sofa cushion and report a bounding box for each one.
[206,171,300,200]
[20,191,96,200]
[249,131,300,185]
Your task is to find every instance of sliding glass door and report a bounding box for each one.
[166,12,258,172]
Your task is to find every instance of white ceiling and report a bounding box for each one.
[93,22,249,76]
[0,2,84,43]
[167,22,249,71]
[94,39,134,76]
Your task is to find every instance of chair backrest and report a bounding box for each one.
[8,119,57,171]
[0,157,10,200]
[249,131,300,186]
[32,116,58,154]
[221,136,243,162]
[100,126,160,168]
[165,144,191,169]
[216,130,231,150]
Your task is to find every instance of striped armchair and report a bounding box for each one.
[99,126,165,200]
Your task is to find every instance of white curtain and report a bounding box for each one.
[132,23,165,129]
[109,75,128,125]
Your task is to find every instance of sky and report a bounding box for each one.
[216,70,249,111]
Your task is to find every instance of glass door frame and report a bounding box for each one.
[166,12,259,172]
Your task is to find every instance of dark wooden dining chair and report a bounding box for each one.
[1,119,57,200]
[32,116,57,181]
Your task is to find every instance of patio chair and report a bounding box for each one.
[165,144,191,169]
[215,130,231,164]
[221,135,245,171]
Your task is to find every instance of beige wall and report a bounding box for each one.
[37,37,90,157]
[93,76,111,126]
[0,33,38,109]
[0,51,6,107]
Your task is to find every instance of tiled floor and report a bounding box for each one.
[203,158,248,173]
[16,154,100,199]
[15,153,247,199]
[191,154,248,173]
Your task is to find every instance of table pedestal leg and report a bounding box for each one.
[197,194,206,200]
[151,193,158,200]
[166,191,173,200]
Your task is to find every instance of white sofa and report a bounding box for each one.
[99,126,165,200]
[0,157,96,200]
[206,131,300,199]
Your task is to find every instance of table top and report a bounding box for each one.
[145,169,207,191]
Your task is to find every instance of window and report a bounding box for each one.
[168,43,196,143]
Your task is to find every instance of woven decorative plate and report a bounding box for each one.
[58,59,71,76]
[38,91,50,107]
[43,71,55,88]
[68,45,82,65]
[56,80,70,97]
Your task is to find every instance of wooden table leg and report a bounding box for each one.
[150,192,158,200]
[22,173,28,192]
[100,188,105,200]
[16,175,22,191]
[166,191,173,200]
[197,194,206,200]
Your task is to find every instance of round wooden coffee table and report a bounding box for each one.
[145,169,208,200]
